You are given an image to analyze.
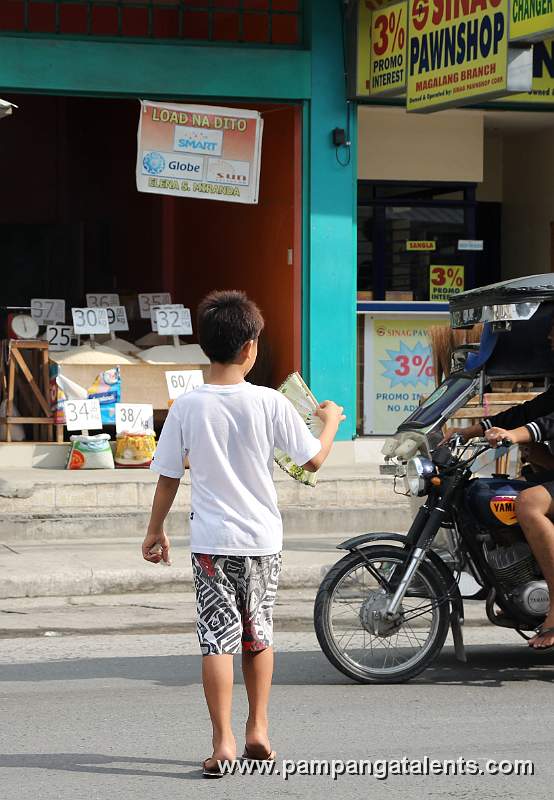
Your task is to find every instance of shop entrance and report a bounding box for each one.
[0,94,302,391]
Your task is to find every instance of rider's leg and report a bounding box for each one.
[515,485,554,648]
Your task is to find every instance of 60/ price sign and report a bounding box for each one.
[369,1,406,96]
[165,370,204,400]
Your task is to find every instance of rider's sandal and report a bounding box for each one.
[241,744,277,763]
[528,625,554,651]
[202,757,233,778]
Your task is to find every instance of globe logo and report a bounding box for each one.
[143,151,166,175]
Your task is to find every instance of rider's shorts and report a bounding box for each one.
[191,552,282,656]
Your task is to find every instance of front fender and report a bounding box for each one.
[337,532,407,550]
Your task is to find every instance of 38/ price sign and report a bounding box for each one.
[429,266,465,301]
[64,398,103,431]
[153,305,193,336]
[71,307,110,335]
[138,292,172,319]
[369,0,407,96]
[46,325,73,351]
[86,293,120,308]
[115,403,154,434]
[31,299,66,324]
[165,370,204,400]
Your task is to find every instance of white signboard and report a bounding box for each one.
[165,369,204,400]
[31,298,65,324]
[64,398,103,431]
[71,307,110,335]
[150,303,183,333]
[115,403,154,434]
[137,101,263,205]
[138,292,172,319]
[458,240,484,252]
[106,306,129,332]
[46,324,73,351]
[153,305,192,336]
[86,293,120,308]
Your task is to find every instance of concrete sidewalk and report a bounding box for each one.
[0,533,346,599]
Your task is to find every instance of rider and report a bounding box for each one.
[447,376,554,651]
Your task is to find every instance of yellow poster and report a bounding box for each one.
[407,0,511,112]
[407,239,436,251]
[369,1,407,96]
[429,265,465,300]
[363,315,448,434]
[510,0,554,42]
[509,38,554,102]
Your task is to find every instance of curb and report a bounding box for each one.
[0,564,331,599]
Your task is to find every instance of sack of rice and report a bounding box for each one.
[66,434,115,470]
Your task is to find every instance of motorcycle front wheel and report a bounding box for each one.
[314,545,450,684]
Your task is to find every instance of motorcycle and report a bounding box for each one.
[315,273,554,683]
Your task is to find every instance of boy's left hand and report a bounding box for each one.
[142,529,171,565]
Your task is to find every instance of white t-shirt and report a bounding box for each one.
[150,381,322,555]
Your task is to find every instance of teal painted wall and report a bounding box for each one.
[0,36,310,99]
[306,1,357,440]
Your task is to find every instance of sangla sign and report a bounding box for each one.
[510,0,554,42]
[407,0,533,111]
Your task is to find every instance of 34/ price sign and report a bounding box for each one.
[138,292,172,319]
[86,293,120,308]
[429,266,465,301]
[153,305,193,336]
[31,299,66,324]
[106,306,129,332]
[115,403,154,434]
[64,398,103,431]
[165,370,204,400]
[46,325,73,351]
[369,0,407,96]
[71,307,110,335]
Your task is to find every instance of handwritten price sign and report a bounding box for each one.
[429,266,465,301]
[369,1,406,96]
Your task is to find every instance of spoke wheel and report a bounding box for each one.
[314,545,450,683]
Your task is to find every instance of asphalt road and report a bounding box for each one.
[1,626,554,800]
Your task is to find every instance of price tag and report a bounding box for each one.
[31,298,66,324]
[46,324,73,351]
[115,403,154,434]
[165,369,204,400]
[106,305,129,332]
[86,293,120,308]
[150,303,183,333]
[71,307,110,335]
[153,305,192,336]
[64,398,102,431]
[138,292,172,319]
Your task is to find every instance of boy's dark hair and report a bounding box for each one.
[197,290,264,364]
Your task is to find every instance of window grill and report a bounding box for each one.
[0,1,303,45]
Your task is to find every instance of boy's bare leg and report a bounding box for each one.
[242,647,274,754]
[202,654,237,764]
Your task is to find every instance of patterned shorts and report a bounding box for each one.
[191,552,282,656]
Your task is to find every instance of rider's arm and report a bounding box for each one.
[481,385,554,436]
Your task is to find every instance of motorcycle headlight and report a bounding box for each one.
[405,456,436,497]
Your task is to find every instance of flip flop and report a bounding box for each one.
[241,744,277,763]
[528,625,554,651]
[202,757,234,778]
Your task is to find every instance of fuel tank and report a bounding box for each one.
[464,477,528,532]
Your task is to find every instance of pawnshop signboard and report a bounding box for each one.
[136,101,263,204]
[369,0,408,95]
[407,0,533,111]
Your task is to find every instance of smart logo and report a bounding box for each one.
[174,126,224,156]
[142,151,166,175]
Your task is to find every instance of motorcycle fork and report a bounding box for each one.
[385,480,459,618]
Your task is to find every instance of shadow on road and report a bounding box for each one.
[0,752,203,781]
[0,645,553,686]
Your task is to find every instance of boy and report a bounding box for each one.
[142,290,344,776]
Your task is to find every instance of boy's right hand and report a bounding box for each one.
[316,400,346,426]
[142,527,171,565]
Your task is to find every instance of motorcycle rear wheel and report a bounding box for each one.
[314,545,450,684]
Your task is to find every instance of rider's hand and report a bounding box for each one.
[440,423,482,445]
[484,427,514,448]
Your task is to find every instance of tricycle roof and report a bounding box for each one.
[449,273,554,328]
